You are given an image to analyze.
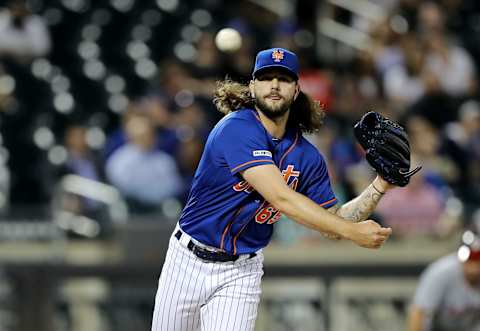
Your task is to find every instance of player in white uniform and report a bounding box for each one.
[408,230,480,331]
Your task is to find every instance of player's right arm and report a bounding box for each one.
[242,164,392,249]
[326,175,392,223]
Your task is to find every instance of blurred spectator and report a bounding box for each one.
[170,103,208,190]
[416,1,446,36]
[331,73,365,119]
[423,31,476,97]
[406,115,459,188]
[443,100,480,201]
[353,51,383,107]
[0,0,50,60]
[376,170,458,238]
[54,124,107,222]
[174,131,204,196]
[383,33,426,110]
[61,124,104,183]
[105,107,183,213]
[103,95,179,160]
[308,120,362,189]
[370,16,404,78]
[407,228,480,331]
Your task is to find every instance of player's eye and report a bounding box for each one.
[257,74,294,83]
[256,75,273,81]
[278,76,294,83]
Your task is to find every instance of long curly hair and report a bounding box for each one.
[213,79,325,134]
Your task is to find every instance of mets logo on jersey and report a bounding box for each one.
[271,49,284,62]
[233,165,300,225]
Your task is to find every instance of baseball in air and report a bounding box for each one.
[215,28,242,53]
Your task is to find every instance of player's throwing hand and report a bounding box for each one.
[347,220,392,249]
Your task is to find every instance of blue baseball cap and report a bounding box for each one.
[252,48,299,80]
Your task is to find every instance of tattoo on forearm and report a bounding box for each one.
[335,184,384,223]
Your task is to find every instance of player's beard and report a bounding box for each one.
[255,95,293,120]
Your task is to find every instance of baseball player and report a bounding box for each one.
[151,48,395,331]
[407,229,480,331]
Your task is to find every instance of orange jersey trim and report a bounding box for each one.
[220,223,233,251]
[233,222,250,255]
[220,207,244,250]
[232,201,267,255]
[319,197,337,207]
[230,159,274,173]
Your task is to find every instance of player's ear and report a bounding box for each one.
[293,84,300,101]
[249,80,255,98]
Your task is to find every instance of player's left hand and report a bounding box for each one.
[353,111,422,187]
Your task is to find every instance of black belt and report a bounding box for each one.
[175,230,256,262]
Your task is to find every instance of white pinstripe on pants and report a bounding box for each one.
[151,230,264,331]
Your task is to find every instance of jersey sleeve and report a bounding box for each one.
[304,152,337,208]
[215,117,274,174]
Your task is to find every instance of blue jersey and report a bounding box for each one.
[179,108,337,254]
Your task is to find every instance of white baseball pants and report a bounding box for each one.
[151,229,264,331]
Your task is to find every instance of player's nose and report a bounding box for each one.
[270,78,280,89]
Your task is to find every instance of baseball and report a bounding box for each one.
[215,28,242,53]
